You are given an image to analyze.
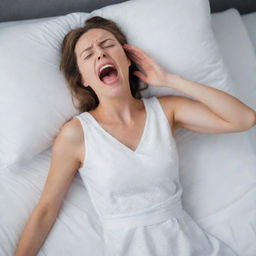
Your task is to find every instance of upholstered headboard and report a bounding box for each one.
[209,0,256,14]
[1,0,256,23]
[0,0,125,22]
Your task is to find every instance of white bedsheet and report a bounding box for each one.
[0,148,103,256]
[0,10,256,256]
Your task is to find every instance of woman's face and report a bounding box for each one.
[75,28,131,97]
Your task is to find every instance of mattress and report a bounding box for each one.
[0,8,256,256]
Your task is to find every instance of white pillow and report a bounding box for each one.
[0,13,88,169]
[0,0,235,170]
[88,0,233,98]
[212,9,256,110]
[241,11,256,143]
[211,8,256,149]
[242,12,256,53]
[0,16,56,28]
[241,12,256,148]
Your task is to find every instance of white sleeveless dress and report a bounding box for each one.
[74,96,237,256]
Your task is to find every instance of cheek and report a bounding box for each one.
[115,50,130,67]
[79,61,97,83]
[121,50,131,66]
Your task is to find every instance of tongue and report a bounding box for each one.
[102,70,118,84]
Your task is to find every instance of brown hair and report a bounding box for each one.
[59,16,148,113]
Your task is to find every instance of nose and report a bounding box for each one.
[97,52,106,60]
[95,45,107,60]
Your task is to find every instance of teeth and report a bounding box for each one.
[99,64,114,74]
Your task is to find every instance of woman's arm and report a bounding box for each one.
[165,75,256,131]
[123,43,256,133]
[14,119,83,256]
[14,204,59,256]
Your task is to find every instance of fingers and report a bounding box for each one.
[123,46,144,64]
[123,44,144,55]
[133,70,147,82]
[126,50,144,62]
[123,44,146,61]
[123,44,154,64]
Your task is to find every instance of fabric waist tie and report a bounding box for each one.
[100,196,184,229]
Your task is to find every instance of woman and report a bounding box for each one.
[14,16,255,256]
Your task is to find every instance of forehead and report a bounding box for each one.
[75,28,116,52]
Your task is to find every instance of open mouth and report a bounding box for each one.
[98,64,119,85]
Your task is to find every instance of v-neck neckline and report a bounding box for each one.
[85,97,149,154]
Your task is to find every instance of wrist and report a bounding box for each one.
[163,73,182,88]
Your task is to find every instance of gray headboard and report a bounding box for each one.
[1,0,256,22]
[209,0,256,14]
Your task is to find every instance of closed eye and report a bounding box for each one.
[84,53,92,60]
[84,45,115,60]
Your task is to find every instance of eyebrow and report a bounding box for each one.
[79,38,115,57]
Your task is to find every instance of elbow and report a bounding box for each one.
[246,110,256,129]
[239,110,256,131]
[229,110,256,132]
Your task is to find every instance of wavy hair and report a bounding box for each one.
[59,16,148,112]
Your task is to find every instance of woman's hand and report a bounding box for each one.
[123,43,174,87]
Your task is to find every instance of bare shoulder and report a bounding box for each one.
[60,117,84,142]
[58,117,85,168]
[156,95,177,134]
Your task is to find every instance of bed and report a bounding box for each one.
[0,0,256,255]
